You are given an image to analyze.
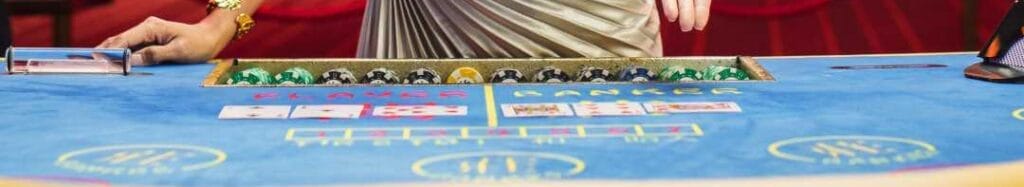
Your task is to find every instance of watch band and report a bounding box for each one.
[206,0,253,39]
[234,13,255,39]
[207,0,243,14]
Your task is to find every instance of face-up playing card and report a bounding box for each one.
[218,105,292,119]
[372,105,468,117]
[643,102,742,113]
[289,105,366,119]
[501,103,574,118]
[571,102,646,117]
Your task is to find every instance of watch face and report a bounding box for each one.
[235,13,255,39]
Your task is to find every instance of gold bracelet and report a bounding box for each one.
[206,0,253,39]
[234,13,255,39]
[207,0,242,14]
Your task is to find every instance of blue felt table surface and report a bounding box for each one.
[0,53,1022,186]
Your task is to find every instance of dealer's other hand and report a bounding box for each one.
[97,17,233,66]
[662,0,712,32]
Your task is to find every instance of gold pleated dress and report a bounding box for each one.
[356,0,663,59]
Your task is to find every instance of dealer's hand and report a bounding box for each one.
[96,17,233,66]
[661,0,712,32]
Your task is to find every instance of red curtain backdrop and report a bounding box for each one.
[9,0,1014,58]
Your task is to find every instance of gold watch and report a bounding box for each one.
[207,0,243,13]
[205,0,252,39]
[234,13,255,39]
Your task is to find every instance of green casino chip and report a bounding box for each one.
[228,68,273,85]
[660,66,702,81]
[274,67,315,85]
[702,66,750,81]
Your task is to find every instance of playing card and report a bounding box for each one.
[643,102,742,113]
[500,103,574,117]
[571,102,646,117]
[218,105,292,119]
[289,105,366,119]
[372,105,468,117]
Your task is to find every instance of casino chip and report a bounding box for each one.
[228,67,273,85]
[618,66,658,82]
[317,68,357,85]
[702,66,750,81]
[273,67,315,85]
[446,67,485,84]
[404,68,442,84]
[490,68,527,83]
[576,66,613,82]
[360,68,400,84]
[533,66,571,83]
[660,66,703,82]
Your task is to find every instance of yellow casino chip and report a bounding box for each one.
[446,67,485,84]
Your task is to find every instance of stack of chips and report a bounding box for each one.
[618,66,657,82]
[447,67,485,84]
[534,66,571,83]
[702,65,750,80]
[228,67,273,85]
[274,67,316,85]
[318,68,357,85]
[361,68,400,84]
[490,68,527,83]
[405,68,443,84]
[576,66,613,82]
[660,66,703,82]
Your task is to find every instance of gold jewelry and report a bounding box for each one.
[204,0,251,39]
[234,13,255,39]
[207,0,243,14]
